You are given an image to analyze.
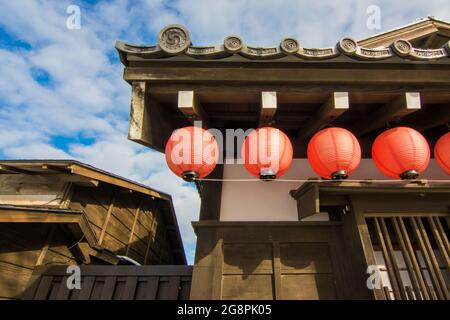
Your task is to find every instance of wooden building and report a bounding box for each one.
[0,160,186,299]
[116,17,450,300]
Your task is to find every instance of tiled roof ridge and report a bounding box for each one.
[116,24,450,63]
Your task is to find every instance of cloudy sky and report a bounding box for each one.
[0,0,448,263]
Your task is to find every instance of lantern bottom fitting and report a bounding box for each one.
[182,171,199,182]
[400,169,419,180]
[331,170,348,180]
[260,170,276,181]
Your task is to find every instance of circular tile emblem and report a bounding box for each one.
[158,24,191,54]
[224,36,243,53]
[338,37,358,55]
[392,39,412,57]
[280,38,300,54]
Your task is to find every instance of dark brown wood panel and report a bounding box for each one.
[191,221,361,300]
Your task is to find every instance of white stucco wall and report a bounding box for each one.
[219,159,447,221]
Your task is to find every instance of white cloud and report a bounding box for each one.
[0,0,448,264]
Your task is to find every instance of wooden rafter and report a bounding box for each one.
[353,92,421,135]
[297,92,349,142]
[42,164,71,174]
[178,90,209,128]
[402,103,450,131]
[258,91,277,127]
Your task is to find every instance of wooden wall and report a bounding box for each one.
[0,174,69,207]
[190,222,371,300]
[0,223,78,299]
[69,184,174,265]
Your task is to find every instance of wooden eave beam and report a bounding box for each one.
[42,164,71,174]
[297,92,349,142]
[259,91,277,127]
[353,92,421,136]
[0,164,35,175]
[123,65,450,85]
[128,81,181,152]
[178,90,209,127]
[128,81,154,149]
[69,163,170,201]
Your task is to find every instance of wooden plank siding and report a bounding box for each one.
[69,184,174,265]
[22,265,192,300]
[190,221,361,300]
[0,224,79,299]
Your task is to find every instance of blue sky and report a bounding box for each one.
[0,0,448,264]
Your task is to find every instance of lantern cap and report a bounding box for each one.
[182,170,199,182]
[260,169,276,181]
[400,169,419,180]
[331,170,348,180]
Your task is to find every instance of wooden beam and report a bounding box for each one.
[144,203,159,264]
[123,66,450,86]
[43,164,71,174]
[128,81,153,149]
[259,91,277,126]
[98,191,117,246]
[353,92,421,135]
[73,242,92,264]
[422,32,437,48]
[0,164,35,175]
[402,104,450,131]
[128,81,180,152]
[297,92,349,141]
[178,90,209,127]
[70,163,169,201]
[0,208,97,247]
[35,225,56,266]
[126,197,144,256]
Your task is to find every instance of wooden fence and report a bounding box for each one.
[21,265,192,300]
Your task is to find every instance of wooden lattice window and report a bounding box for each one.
[366,215,450,300]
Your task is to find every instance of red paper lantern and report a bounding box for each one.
[242,127,293,180]
[165,126,219,181]
[307,127,361,180]
[372,127,430,179]
[434,132,450,175]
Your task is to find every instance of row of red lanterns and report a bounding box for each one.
[165,126,450,181]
